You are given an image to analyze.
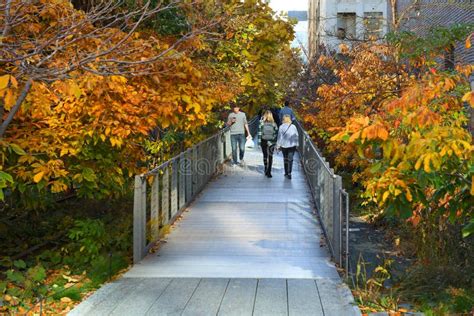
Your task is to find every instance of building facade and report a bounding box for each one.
[308,0,389,59]
[308,0,474,64]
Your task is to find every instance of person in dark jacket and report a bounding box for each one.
[279,100,295,123]
[270,106,281,126]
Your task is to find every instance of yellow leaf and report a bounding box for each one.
[349,131,361,143]
[182,95,192,104]
[423,154,432,173]
[33,171,44,183]
[466,34,472,49]
[414,156,423,170]
[0,75,10,90]
[461,91,474,108]
[471,176,474,195]
[382,191,390,202]
[4,89,15,110]
[405,190,413,202]
[193,103,201,112]
[377,126,388,140]
[68,82,82,98]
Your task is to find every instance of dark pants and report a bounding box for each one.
[231,134,246,164]
[282,146,296,175]
[261,140,275,175]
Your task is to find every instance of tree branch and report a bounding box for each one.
[0,79,32,138]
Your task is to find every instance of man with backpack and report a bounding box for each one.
[257,110,278,177]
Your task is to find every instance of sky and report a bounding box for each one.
[268,0,308,12]
[268,0,309,58]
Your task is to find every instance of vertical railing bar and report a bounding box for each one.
[151,174,159,243]
[339,187,343,267]
[171,159,178,219]
[133,175,146,263]
[162,166,170,224]
[345,190,350,279]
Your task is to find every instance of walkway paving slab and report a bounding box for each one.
[70,147,360,315]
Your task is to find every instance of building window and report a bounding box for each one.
[337,13,356,39]
[363,12,383,40]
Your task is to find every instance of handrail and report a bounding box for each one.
[133,116,260,263]
[295,119,351,278]
[294,121,335,177]
[143,116,260,177]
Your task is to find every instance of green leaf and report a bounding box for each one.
[27,265,47,282]
[6,270,25,284]
[13,260,26,269]
[0,171,13,184]
[370,163,382,173]
[82,168,96,182]
[0,281,7,293]
[9,144,26,155]
[462,219,474,238]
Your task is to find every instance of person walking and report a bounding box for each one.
[257,110,278,177]
[277,114,299,179]
[279,99,295,123]
[227,105,251,165]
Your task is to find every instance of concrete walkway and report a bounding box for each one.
[70,147,360,315]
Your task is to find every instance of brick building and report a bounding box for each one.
[390,0,474,65]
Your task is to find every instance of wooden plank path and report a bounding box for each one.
[70,147,360,315]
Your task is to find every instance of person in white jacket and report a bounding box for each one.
[277,115,299,179]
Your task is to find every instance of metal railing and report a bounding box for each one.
[132,116,350,277]
[294,120,350,276]
[133,117,259,263]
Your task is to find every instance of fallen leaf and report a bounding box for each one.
[60,297,72,303]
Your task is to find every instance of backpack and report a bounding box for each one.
[261,122,275,141]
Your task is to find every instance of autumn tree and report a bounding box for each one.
[298,24,473,270]
[0,0,300,207]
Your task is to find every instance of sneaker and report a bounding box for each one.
[286,174,292,179]
[266,174,273,178]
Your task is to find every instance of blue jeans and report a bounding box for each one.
[231,134,246,164]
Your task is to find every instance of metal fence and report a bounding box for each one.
[294,120,350,276]
[133,117,259,263]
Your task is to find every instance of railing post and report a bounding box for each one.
[225,130,231,160]
[162,166,170,224]
[171,159,178,219]
[150,174,160,242]
[178,155,186,210]
[133,176,146,263]
[192,146,198,196]
[333,175,342,266]
[185,150,192,204]
[218,132,224,164]
[345,191,350,278]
